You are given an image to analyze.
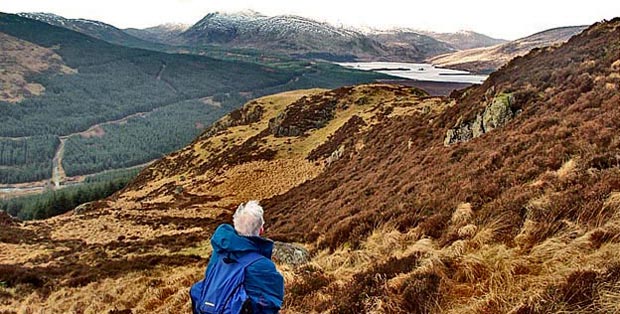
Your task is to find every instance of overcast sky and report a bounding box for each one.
[3,0,620,39]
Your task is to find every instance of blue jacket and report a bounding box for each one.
[206,224,284,314]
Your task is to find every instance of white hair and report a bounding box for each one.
[233,200,265,237]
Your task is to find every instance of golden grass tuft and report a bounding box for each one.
[451,203,473,226]
[556,158,578,179]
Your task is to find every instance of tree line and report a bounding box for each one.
[0,167,140,220]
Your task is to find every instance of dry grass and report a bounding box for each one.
[2,19,620,313]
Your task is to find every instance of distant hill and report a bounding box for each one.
[19,11,511,63]
[367,30,458,60]
[430,25,587,73]
[417,29,507,50]
[124,23,189,45]
[17,12,159,49]
[0,12,387,184]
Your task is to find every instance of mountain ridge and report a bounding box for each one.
[17,12,158,49]
[20,10,507,62]
[430,25,588,73]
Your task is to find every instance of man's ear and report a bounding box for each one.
[259,227,264,236]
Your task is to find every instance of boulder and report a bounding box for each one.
[483,94,514,131]
[73,202,96,215]
[444,93,515,145]
[272,241,310,266]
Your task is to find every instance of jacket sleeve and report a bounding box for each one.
[245,258,284,314]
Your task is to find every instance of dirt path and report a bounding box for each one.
[155,62,166,80]
[51,137,67,188]
[154,62,179,94]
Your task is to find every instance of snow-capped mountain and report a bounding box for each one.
[177,11,458,61]
[17,11,505,62]
[181,11,369,46]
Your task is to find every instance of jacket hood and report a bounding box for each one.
[211,224,274,259]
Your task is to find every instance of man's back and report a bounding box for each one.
[204,224,284,314]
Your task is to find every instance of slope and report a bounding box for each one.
[417,29,507,50]
[0,84,440,313]
[430,25,587,74]
[0,32,75,103]
[262,18,620,313]
[1,17,618,314]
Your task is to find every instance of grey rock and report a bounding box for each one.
[326,145,345,166]
[73,202,96,215]
[483,94,514,131]
[272,241,310,266]
[444,93,515,146]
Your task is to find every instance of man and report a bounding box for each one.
[191,201,284,314]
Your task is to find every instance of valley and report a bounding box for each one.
[0,12,388,188]
[0,16,618,313]
[0,4,618,314]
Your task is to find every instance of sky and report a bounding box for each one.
[3,0,620,40]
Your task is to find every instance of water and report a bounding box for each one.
[338,62,488,84]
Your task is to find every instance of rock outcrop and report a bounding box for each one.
[272,241,310,266]
[268,91,345,137]
[444,93,515,145]
[201,103,264,139]
[73,201,98,215]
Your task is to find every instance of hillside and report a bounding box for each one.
[0,13,386,186]
[430,25,587,73]
[0,84,440,312]
[367,30,457,60]
[175,11,455,62]
[417,29,507,50]
[17,13,160,49]
[1,18,619,313]
[0,32,75,103]
[124,23,189,45]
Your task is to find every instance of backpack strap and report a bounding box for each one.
[217,252,265,314]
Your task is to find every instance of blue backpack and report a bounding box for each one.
[190,252,263,314]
